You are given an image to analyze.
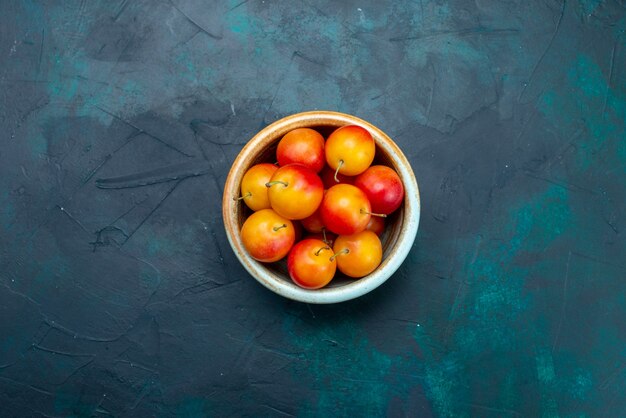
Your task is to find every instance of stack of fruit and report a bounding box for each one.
[235,125,405,290]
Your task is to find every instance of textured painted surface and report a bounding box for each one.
[1,0,625,416]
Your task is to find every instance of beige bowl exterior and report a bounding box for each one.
[222,111,420,303]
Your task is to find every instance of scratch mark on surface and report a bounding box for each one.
[92,394,112,417]
[81,132,141,185]
[74,280,135,309]
[0,79,50,84]
[261,404,295,417]
[2,283,41,307]
[262,52,296,124]
[112,0,129,21]
[0,376,53,397]
[299,0,358,38]
[386,318,421,325]
[171,279,243,303]
[122,180,181,245]
[44,319,129,343]
[518,0,565,101]
[190,119,247,145]
[322,338,340,346]
[75,0,88,41]
[602,37,618,118]
[228,0,251,12]
[114,359,158,374]
[601,213,619,234]
[572,252,626,271]
[94,105,193,157]
[32,344,94,358]
[72,74,140,94]
[128,253,163,307]
[170,28,200,51]
[305,304,316,319]
[130,381,154,410]
[0,362,15,370]
[426,61,436,126]
[193,131,211,162]
[36,29,44,80]
[95,159,210,189]
[552,251,571,353]
[541,128,581,172]
[91,225,129,251]
[93,408,113,417]
[524,171,598,195]
[340,376,385,384]
[58,205,90,235]
[56,358,95,386]
[169,0,223,40]
[432,274,450,280]
[448,280,466,320]
[599,361,626,390]
[173,279,223,298]
[83,155,112,184]
[209,230,225,265]
[103,308,131,327]
[294,50,326,68]
[98,32,136,82]
[20,165,30,180]
[257,345,305,361]
[514,106,538,145]
[389,27,519,42]
[463,402,523,417]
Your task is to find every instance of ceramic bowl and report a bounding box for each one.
[222,111,420,303]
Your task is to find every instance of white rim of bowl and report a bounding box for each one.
[222,111,420,304]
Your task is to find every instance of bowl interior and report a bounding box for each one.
[231,123,405,290]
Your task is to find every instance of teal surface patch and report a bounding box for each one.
[408,184,581,416]
[0,191,16,231]
[539,54,626,172]
[284,316,396,416]
[174,398,211,418]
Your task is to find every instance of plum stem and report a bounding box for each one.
[334,160,344,183]
[329,248,349,261]
[233,191,252,201]
[360,209,387,217]
[321,228,329,245]
[266,180,288,188]
[314,246,331,256]
[273,224,287,232]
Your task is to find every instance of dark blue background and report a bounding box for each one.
[1,1,625,416]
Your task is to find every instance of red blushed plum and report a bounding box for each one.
[266,164,324,220]
[306,230,337,248]
[320,165,354,189]
[300,206,325,233]
[287,239,336,289]
[354,165,404,215]
[320,184,371,235]
[241,209,295,262]
[300,190,327,233]
[365,216,385,236]
[277,128,325,173]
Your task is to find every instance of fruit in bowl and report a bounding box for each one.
[236,122,401,287]
[222,111,420,304]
